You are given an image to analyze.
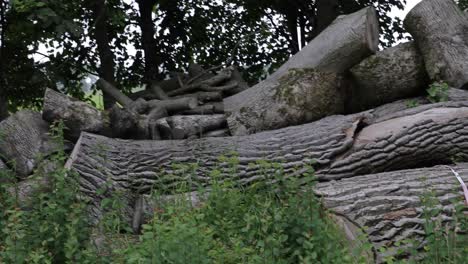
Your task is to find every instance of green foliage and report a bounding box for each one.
[0,122,102,263]
[458,0,468,10]
[118,161,361,263]
[378,178,468,264]
[418,187,467,264]
[427,82,449,103]
[406,99,420,108]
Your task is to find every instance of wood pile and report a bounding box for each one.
[1,0,468,262]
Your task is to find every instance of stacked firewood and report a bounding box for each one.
[43,64,249,141]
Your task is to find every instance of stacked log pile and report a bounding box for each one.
[1,0,468,262]
[43,65,248,142]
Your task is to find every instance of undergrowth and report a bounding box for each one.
[0,123,466,263]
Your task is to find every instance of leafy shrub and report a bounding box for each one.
[118,160,361,263]
[427,82,449,103]
[0,122,102,263]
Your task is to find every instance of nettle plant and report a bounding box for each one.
[426,81,449,103]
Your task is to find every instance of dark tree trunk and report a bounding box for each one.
[136,0,160,86]
[0,0,9,121]
[90,0,116,109]
[310,0,339,39]
[283,5,300,54]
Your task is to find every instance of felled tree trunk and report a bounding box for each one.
[42,89,111,140]
[404,0,468,89]
[348,41,429,112]
[315,164,468,262]
[0,110,60,178]
[66,101,468,222]
[224,7,379,135]
[230,70,347,135]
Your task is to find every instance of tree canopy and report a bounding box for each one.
[1,0,411,115]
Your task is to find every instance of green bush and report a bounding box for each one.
[427,82,449,103]
[0,122,102,263]
[119,161,359,263]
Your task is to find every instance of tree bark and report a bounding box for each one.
[172,91,223,104]
[42,89,110,140]
[366,88,468,124]
[310,0,339,40]
[136,0,160,85]
[0,110,59,178]
[404,0,468,89]
[66,101,468,222]
[224,6,379,135]
[348,41,429,112]
[223,67,249,96]
[0,0,9,121]
[89,0,117,109]
[315,164,468,262]
[97,79,133,108]
[155,114,227,139]
[180,103,224,115]
[228,70,347,135]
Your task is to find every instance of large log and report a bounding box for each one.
[315,164,468,262]
[0,110,59,178]
[404,0,468,89]
[348,41,429,112]
[42,89,111,140]
[66,101,468,221]
[224,7,379,135]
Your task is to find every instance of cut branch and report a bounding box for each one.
[96,78,133,107]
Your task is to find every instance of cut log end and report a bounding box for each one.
[365,6,380,54]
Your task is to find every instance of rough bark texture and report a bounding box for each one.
[136,0,160,84]
[97,79,133,108]
[0,110,58,178]
[224,7,379,135]
[42,89,110,140]
[6,161,58,209]
[349,41,429,112]
[231,69,347,135]
[315,164,468,262]
[155,114,227,139]
[90,0,117,109]
[404,0,468,89]
[66,101,468,221]
[365,88,468,124]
